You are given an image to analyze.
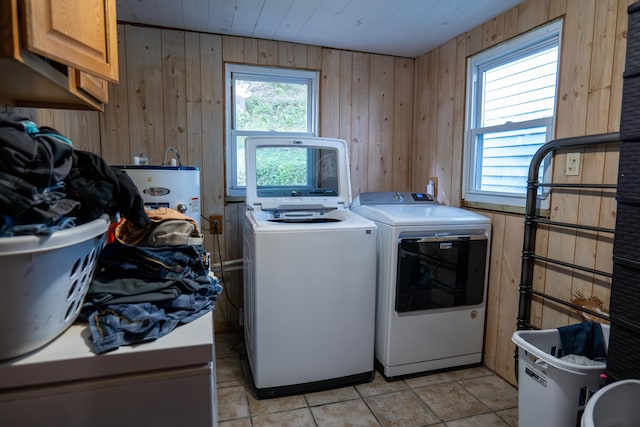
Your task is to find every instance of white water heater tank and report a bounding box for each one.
[118,165,201,229]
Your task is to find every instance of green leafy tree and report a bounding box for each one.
[237,82,307,132]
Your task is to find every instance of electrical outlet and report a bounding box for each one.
[565,152,580,176]
[210,215,223,234]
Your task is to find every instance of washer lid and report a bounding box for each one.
[245,136,352,212]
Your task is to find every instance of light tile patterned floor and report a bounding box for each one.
[215,332,518,427]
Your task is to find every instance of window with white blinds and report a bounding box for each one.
[463,20,562,209]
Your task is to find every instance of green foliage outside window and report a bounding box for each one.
[236,81,307,132]
[256,147,307,187]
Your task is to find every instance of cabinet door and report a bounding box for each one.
[21,0,119,83]
[72,68,109,103]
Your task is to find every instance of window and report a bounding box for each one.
[463,20,562,209]
[253,145,339,198]
[225,64,319,197]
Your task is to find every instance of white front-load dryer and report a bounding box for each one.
[243,137,377,398]
[352,191,492,377]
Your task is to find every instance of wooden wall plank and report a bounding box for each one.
[562,0,619,323]
[100,24,130,164]
[517,0,549,33]
[609,0,633,132]
[434,39,456,205]
[465,25,484,56]
[257,39,277,66]
[278,41,307,68]
[531,224,551,327]
[451,35,467,206]
[494,214,524,383]
[349,52,370,196]
[307,45,323,69]
[427,50,439,193]
[547,0,567,20]
[483,212,504,373]
[184,32,203,169]
[199,32,227,328]
[593,145,618,316]
[320,49,341,138]
[243,38,258,63]
[411,53,433,192]
[222,35,244,63]
[367,55,395,191]
[585,0,618,136]
[11,107,100,154]
[161,30,188,165]
[125,25,164,164]
[503,7,520,40]
[338,50,353,146]
[391,57,413,190]
[555,0,596,139]
[569,146,606,323]
[483,15,505,49]
[200,33,225,238]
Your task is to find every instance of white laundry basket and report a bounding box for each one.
[512,325,610,427]
[581,379,640,427]
[0,216,109,361]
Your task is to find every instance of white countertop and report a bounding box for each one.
[0,311,214,390]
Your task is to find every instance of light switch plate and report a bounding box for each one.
[566,152,580,176]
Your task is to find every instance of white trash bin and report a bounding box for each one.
[512,325,609,427]
[581,379,640,427]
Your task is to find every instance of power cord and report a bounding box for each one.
[201,214,240,310]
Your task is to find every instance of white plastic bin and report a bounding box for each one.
[581,379,640,427]
[512,325,609,427]
[0,216,109,361]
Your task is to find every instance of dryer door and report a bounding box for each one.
[395,235,487,313]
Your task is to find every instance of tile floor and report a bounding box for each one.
[215,332,519,427]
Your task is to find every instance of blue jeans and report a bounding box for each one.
[87,296,213,353]
[96,242,209,281]
[0,215,76,236]
[85,275,222,353]
[84,275,220,306]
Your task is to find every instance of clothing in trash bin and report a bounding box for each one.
[557,321,606,361]
[560,354,605,366]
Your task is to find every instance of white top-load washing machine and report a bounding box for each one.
[352,191,491,377]
[243,137,378,398]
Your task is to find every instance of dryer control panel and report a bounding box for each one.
[355,191,436,205]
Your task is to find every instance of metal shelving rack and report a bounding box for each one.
[517,132,620,331]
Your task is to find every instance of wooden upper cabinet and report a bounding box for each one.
[0,0,117,110]
[21,0,118,83]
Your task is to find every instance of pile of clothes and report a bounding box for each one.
[0,112,222,354]
[0,111,148,235]
[82,208,222,353]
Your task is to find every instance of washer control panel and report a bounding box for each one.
[356,191,436,205]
